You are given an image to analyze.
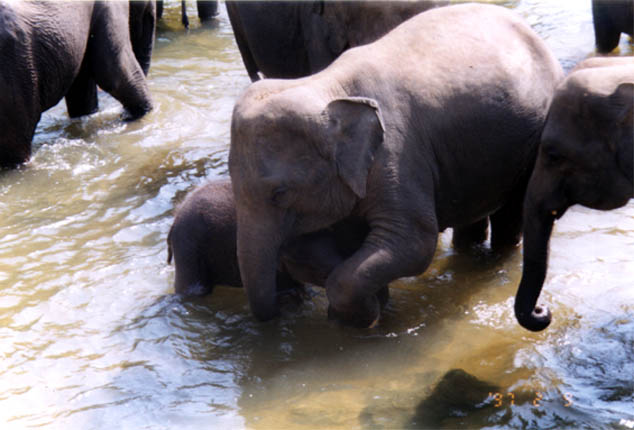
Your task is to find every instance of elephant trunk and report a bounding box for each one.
[514,210,554,331]
[236,206,290,321]
[514,173,564,331]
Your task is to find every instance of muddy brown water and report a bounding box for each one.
[0,1,632,429]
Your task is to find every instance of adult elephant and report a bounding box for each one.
[592,0,633,53]
[514,57,633,332]
[225,0,448,81]
[228,4,564,327]
[156,0,218,29]
[0,0,154,169]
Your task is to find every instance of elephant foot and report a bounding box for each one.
[327,294,381,328]
[175,281,214,297]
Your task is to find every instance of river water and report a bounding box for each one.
[0,1,632,429]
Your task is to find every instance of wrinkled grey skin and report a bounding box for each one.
[514,57,633,332]
[156,0,218,29]
[0,1,154,169]
[229,4,564,327]
[225,0,447,81]
[167,180,387,304]
[592,0,633,53]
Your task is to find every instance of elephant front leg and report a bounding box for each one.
[326,227,438,328]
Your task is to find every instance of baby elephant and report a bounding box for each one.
[514,56,633,331]
[167,180,386,308]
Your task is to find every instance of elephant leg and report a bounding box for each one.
[0,118,37,168]
[181,0,189,28]
[89,2,153,119]
[128,0,156,76]
[452,218,489,251]
[592,2,622,53]
[275,270,307,310]
[196,0,217,22]
[65,54,98,118]
[326,221,438,328]
[225,2,261,81]
[168,227,215,296]
[489,191,525,251]
[156,0,164,20]
[281,226,390,311]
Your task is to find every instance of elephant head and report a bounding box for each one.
[515,61,633,331]
[228,81,384,321]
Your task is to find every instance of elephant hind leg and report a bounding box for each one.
[89,2,153,119]
[65,54,98,118]
[452,218,489,252]
[489,193,524,252]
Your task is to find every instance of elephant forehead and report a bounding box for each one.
[564,65,634,97]
[234,103,326,152]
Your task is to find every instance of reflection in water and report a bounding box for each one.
[0,0,632,428]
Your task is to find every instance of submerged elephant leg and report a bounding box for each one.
[592,0,625,53]
[452,218,489,251]
[489,187,526,251]
[197,0,218,21]
[65,55,98,118]
[89,2,153,119]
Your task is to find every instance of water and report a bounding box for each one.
[0,1,632,428]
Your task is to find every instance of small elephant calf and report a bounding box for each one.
[167,180,387,308]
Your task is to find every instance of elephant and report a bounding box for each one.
[592,0,633,53]
[167,180,388,306]
[0,0,154,169]
[225,0,448,82]
[156,0,218,29]
[228,4,564,327]
[514,57,633,332]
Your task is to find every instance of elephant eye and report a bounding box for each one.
[271,185,289,207]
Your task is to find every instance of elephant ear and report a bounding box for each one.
[323,97,385,199]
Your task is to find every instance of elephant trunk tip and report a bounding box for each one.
[515,303,552,332]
